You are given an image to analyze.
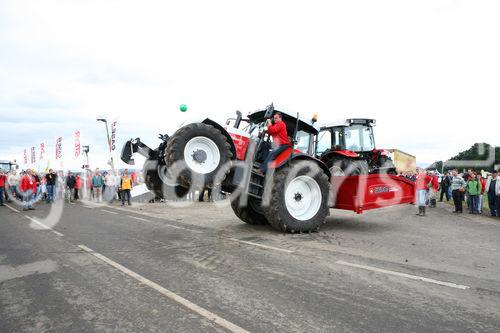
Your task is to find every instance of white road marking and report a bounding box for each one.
[77,245,250,333]
[127,215,150,222]
[102,209,119,215]
[24,215,51,230]
[126,215,193,231]
[4,204,20,213]
[230,238,294,254]
[21,215,63,237]
[336,260,470,290]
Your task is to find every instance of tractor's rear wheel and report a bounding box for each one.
[377,156,397,175]
[165,123,232,189]
[263,161,330,233]
[231,195,268,225]
[326,157,368,176]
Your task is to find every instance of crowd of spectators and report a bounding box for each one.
[1,166,499,218]
[0,168,138,210]
[413,167,500,218]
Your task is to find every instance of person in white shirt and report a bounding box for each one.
[485,170,500,217]
[104,171,116,203]
[7,170,20,200]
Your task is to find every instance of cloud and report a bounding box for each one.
[0,0,499,169]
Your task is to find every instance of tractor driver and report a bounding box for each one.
[260,112,292,173]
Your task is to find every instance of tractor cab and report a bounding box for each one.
[316,119,395,175]
[316,119,376,156]
[0,160,17,173]
[224,105,319,163]
[247,107,318,156]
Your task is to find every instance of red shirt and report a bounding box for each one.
[75,176,82,189]
[0,175,6,187]
[415,173,431,190]
[479,177,486,194]
[267,121,291,146]
[20,175,37,193]
[432,176,439,191]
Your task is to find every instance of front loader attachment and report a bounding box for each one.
[121,138,155,165]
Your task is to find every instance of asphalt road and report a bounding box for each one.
[1,199,499,333]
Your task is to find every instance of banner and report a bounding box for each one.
[39,141,46,160]
[110,121,117,151]
[74,130,81,158]
[23,149,28,164]
[30,146,36,164]
[56,137,63,160]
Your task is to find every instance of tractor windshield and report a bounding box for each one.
[294,131,311,153]
[0,162,12,172]
[318,124,375,153]
[342,125,375,152]
[316,130,332,155]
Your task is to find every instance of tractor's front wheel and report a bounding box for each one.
[165,123,233,189]
[143,159,190,200]
[263,161,330,233]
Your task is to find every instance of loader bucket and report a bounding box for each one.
[121,140,135,165]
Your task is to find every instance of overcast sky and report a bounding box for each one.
[0,0,498,170]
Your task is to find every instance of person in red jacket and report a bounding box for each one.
[260,112,292,173]
[74,174,82,200]
[20,169,37,210]
[427,171,439,207]
[0,170,6,206]
[415,168,431,216]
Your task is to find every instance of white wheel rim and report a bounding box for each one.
[183,136,221,174]
[285,175,322,221]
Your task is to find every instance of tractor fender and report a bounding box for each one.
[271,149,331,180]
[320,150,359,165]
[202,118,237,160]
[288,154,332,180]
[327,150,359,158]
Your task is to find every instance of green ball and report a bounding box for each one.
[180,104,188,112]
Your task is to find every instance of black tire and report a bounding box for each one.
[263,161,330,233]
[143,159,190,200]
[325,157,368,176]
[377,156,397,175]
[165,123,233,189]
[231,195,268,225]
[143,159,165,199]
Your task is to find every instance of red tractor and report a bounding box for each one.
[121,105,414,232]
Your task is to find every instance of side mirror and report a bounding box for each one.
[234,110,242,128]
[264,103,274,119]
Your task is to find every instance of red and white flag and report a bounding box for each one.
[110,121,117,151]
[74,130,81,158]
[55,137,63,160]
[39,141,46,160]
[30,146,36,164]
